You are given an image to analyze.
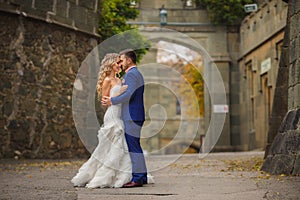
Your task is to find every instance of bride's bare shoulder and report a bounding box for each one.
[102,77,112,85]
[104,76,112,82]
[102,77,111,91]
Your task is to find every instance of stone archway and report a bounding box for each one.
[137,27,227,155]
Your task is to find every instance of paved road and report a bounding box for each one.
[1,151,299,200]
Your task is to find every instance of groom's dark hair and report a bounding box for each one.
[119,49,137,64]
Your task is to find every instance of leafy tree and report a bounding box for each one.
[194,0,254,25]
[181,62,204,117]
[98,0,139,39]
[172,57,204,117]
[98,0,150,63]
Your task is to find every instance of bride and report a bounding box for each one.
[71,53,132,188]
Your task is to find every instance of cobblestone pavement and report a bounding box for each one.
[1,151,299,200]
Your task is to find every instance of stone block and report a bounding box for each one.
[268,132,285,155]
[78,0,96,10]
[69,3,86,24]
[7,0,20,5]
[284,130,300,154]
[9,0,31,7]
[261,155,273,173]
[21,6,47,19]
[273,154,296,174]
[292,154,300,175]
[34,0,53,12]
[55,0,68,18]
[294,60,300,85]
[290,15,299,39]
[296,28,300,52]
[0,1,20,11]
[279,109,300,133]
[295,0,300,13]
[294,83,300,107]
[288,62,296,87]
[288,86,294,109]
[289,39,297,63]
[86,10,97,26]
[76,21,94,34]
[67,0,77,4]
[262,154,296,174]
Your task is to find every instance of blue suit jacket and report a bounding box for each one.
[111,67,145,122]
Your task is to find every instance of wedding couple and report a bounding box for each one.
[71,49,154,188]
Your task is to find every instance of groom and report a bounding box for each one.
[102,49,147,187]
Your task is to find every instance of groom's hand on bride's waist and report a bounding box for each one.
[101,96,112,107]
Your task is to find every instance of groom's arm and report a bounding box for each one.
[111,73,137,105]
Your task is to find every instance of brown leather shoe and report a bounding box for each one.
[122,181,143,188]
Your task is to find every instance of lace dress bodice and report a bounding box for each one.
[103,84,122,124]
[110,84,122,97]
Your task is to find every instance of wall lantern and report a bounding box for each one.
[130,0,137,8]
[159,5,167,25]
[185,0,193,7]
[244,4,258,13]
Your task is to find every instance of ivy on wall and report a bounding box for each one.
[194,0,255,25]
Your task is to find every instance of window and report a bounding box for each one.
[246,62,255,131]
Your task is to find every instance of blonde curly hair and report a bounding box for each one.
[96,53,119,100]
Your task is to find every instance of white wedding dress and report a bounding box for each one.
[71,85,132,188]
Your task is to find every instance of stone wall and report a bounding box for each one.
[238,0,288,151]
[261,0,300,175]
[0,9,100,158]
[287,3,300,109]
[0,0,99,36]
[132,0,210,24]
[240,0,287,57]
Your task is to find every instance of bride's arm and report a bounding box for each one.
[102,77,111,98]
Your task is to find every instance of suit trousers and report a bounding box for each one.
[124,120,147,184]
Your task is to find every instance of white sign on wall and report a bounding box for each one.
[261,57,271,74]
[213,104,229,113]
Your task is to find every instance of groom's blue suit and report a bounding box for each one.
[110,67,147,184]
